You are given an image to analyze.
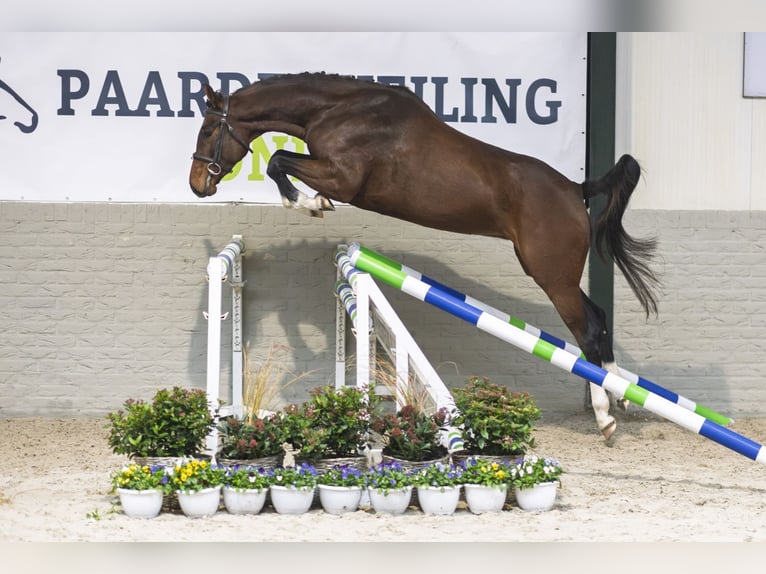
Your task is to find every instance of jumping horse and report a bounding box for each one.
[189,72,660,440]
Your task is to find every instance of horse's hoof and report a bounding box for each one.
[600,419,617,440]
[318,195,335,211]
[617,398,629,412]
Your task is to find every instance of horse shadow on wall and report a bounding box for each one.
[184,233,727,425]
[0,57,38,134]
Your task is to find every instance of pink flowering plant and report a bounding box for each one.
[511,455,563,489]
[111,463,170,493]
[217,413,285,459]
[370,405,449,462]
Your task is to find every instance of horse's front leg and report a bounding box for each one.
[266,150,335,218]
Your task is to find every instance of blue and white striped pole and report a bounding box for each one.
[345,243,765,465]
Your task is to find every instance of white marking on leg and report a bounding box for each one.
[603,361,629,411]
[590,382,615,437]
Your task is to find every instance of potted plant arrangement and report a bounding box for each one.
[511,454,564,512]
[170,458,226,518]
[215,342,315,469]
[451,376,541,463]
[216,413,285,470]
[110,463,170,519]
[106,386,217,466]
[316,463,367,515]
[365,460,416,515]
[370,404,450,468]
[222,465,274,515]
[269,463,319,515]
[459,457,513,514]
[411,461,463,515]
[279,403,331,466]
[305,384,380,471]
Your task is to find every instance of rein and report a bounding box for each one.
[192,95,252,176]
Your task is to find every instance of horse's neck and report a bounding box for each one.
[234,78,342,127]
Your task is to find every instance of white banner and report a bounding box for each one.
[0,32,586,204]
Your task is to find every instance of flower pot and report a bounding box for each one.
[116,488,164,519]
[368,486,413,515]
[269,485,315,515]
[176,485,222,518]
[222,486,268,515]
[463,483,508,514]
[416,485,461,515]
[317,484,363,515]
[514,481,558,512]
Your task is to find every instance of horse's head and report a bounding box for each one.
[189,84,252,197]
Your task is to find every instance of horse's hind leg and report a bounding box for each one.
[541,285,618,439]
[515,234,618,439]
[267,150,341,217]
[581,292,629,413]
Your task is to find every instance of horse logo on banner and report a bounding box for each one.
[0,57,39,134]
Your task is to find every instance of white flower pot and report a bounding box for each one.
[318,485,363,515]
[176,485,221,518]
[463,483,508,514]
[116,488,163,519]
[416,485,461,515]
[514,481,558,512]
[269,485,315,515]
[368,486,413,515]
[223,486,268,515]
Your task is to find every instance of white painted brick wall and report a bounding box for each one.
[1,202,764,422]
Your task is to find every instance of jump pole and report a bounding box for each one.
[344,243,766,465]
[350,243,732,427]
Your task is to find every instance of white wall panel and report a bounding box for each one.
[621,33,765,211]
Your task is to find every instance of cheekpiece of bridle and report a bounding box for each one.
[192,94,253,176]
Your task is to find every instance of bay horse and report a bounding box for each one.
[189,72,660,440]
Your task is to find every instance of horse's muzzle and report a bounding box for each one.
[189,165,218,198]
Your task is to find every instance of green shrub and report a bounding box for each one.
[106,386,216,458]
[452,376,541,456]
[306,384,381,457]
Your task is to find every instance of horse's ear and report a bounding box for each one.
[203,84,222,109]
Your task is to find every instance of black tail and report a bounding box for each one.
[582,154,660,317]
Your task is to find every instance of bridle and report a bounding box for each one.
[192,95,253,176]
